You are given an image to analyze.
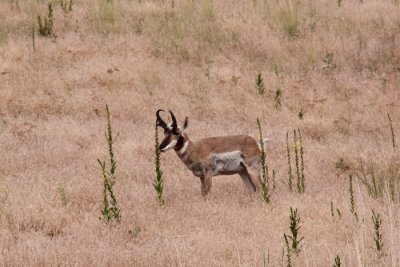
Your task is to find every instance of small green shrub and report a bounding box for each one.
[286,207,304,254]
[333,255,341,267]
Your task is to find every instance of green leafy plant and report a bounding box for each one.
[372,209,384,255]
[154,120,165,206]
[98,105,121,222]
[37,2,54,37]
[286,207,304,254]
[333,254,341,267]
[257,118,270,204]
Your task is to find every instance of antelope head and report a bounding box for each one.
[156,109,188,152]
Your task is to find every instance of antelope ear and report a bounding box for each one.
[180,117,189,132]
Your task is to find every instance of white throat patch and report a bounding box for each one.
[178,141,189,156]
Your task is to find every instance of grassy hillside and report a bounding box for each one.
[0,0,399,265]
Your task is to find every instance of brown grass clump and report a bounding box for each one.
[0,0,400,265]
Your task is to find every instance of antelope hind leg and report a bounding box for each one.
[239,163,257,192]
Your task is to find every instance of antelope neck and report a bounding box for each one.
[174,134,191,158]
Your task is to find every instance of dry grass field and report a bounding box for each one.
[1,0,400,266]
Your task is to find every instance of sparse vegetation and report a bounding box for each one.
[98,105,121,222]
[356,157,400,202]
[330,201,342,222]
[257,118,270,204]
[256,73,265,95]
[372,209,384,255]
[292,129,305,194]
[60,0,73,14]
[37,2,54,37]
[349,175,358,222]
[322,52,336,71]
[268,0,301,38]
[285,207,304,254]
[128,226,141,238]
[286,132,293,191]
[333,255,341,267]
[154,120,165,206]
[387,113,395,150]
[58,183,68,207]
[274,88,282,110]
[284,234,292,267]
[1,0,400,265]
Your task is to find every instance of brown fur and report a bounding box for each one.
[164,132,262,196]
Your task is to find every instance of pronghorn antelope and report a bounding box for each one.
[156,109,268,197]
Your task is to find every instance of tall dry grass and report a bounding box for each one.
[0,0,400,265]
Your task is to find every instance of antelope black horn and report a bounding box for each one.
[156,109,168,129]
[169,110,177,130]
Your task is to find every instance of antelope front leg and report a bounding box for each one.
[200,171,213,197]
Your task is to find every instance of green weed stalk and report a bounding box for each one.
[154,120,165,206]
[256,73,265,95]
[333,255,341,267]
[349,175,358,222]
[284,234,292,267]
[372,209,384,255]
[98,105,121,222]
[257,118,270,204]
[387,113,396,150]
[37,2,54,37]
[286,207,304,254]
[298,128,305,193]
[286,132,293,190]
